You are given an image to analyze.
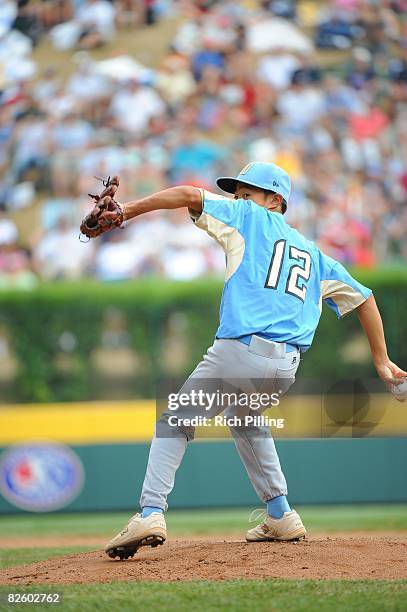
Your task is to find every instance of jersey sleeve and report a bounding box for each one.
[189,189,247,280]
[320,254,372,318]
[190,189,247,230]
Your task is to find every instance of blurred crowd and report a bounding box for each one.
[0,0,406,287]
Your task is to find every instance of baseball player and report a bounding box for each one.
[80,163,406,559]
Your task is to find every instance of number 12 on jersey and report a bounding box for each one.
[265,239,311,302]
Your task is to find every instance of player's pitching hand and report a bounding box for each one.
[375,359,407,402]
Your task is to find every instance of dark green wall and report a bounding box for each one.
[1,272,406,403]
[0,438,406,513]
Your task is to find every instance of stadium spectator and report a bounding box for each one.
[109,79,165,134]
[33,216,94,280]
[75,0,116,49]
[0,212,37,288]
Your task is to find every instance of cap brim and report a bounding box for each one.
[216,177,239,194]
[217,176,274,195]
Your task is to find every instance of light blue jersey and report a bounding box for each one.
[192,190,372,351]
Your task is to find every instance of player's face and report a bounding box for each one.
[234,183,283,213]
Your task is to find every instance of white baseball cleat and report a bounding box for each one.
[105,512,167,560]
[246,509,306,542]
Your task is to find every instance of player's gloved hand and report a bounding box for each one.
[80,175,125,240]
[375,359,407,402]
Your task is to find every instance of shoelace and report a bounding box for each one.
[249,508,267,524]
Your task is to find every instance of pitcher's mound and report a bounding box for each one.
[1,537,406,585]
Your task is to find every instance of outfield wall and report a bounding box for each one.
[0,438,406,514]
[1,399,406,513]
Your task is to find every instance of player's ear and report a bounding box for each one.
[272,193,284,211]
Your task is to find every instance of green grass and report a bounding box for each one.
[0,580,406,612]
[0,505,406,540]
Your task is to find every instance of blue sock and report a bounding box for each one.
[142,506,163,518]
[266,495,291,519]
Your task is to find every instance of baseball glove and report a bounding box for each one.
[80,175,124,240]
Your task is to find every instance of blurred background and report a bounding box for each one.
[0,0,406,515]
[1,0,407,284]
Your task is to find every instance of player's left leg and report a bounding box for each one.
[226,341,306,541]
[230,418,306,541]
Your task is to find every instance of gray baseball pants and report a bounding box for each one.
[140,336,300,511]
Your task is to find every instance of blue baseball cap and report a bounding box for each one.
[216,162,291,205]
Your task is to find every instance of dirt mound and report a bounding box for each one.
[1,537,406,584]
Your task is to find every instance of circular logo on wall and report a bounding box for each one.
[0,443,84,512]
